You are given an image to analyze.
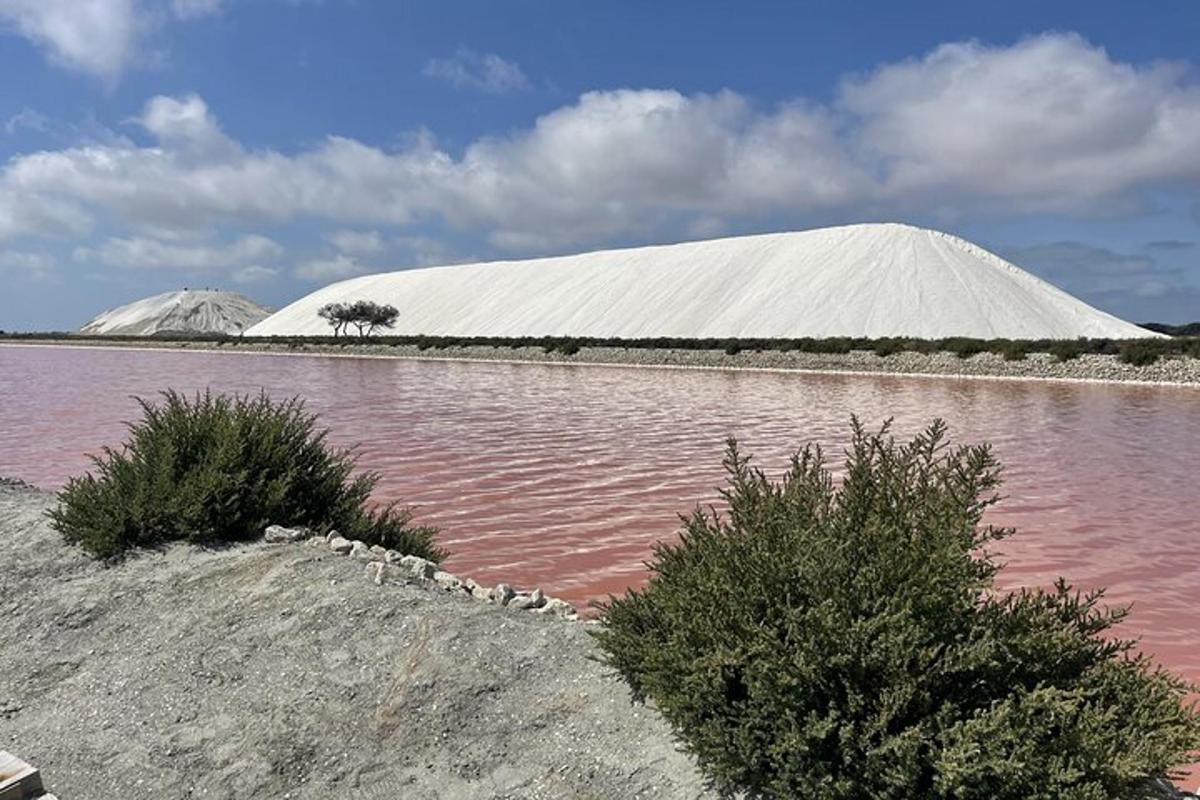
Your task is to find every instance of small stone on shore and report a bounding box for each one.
[264,525,310,543]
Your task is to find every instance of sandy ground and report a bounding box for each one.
[0,481,713,800]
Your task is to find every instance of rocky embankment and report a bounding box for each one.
[8,338,1200,385]
[0,480,712,800]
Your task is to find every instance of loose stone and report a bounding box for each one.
[264,525,310,543]
[366,562,399,586]
[433,571,462,591]
[537,598,578,619]
[328,536,353,555]
[491,583,515,606]
[398,555,436,579]
[350,541,375,561]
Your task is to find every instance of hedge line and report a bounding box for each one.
[3,331,1199,365]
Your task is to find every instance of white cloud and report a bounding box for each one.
[327,229,385,256]
[294,254,365,281]
[138,94,238,160]
[0,0,142,81]
[1005,241,1184,299]
[393,235,469,267]
[841,33,1200,212]
[1,34,1199,257]
[170,0,221,19]
[231,264,278,283]
[0,249,57,280]
[74,233,283,269]
[423,48,530,94]
[4,108,51,136]
[0,0,223,82]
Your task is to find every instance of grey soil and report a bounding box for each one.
[0,481,713,800]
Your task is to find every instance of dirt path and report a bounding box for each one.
[0,481,712,799]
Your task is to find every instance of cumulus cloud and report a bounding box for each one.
[0,0,142,81]
[0,249,57,280]
[231,264,279,284]
[1005,241,1184,299]
[294,254,366,281]
[326,229,385,256]
[74,233,283,269]
[170,0,221,19]
[1,34,1199,257]
[4,108,51,136]
[841,33,1200,213]
[423,48,530,94]
[0,0,223,82]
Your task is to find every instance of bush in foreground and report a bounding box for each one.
[49,391,444,562]
[594,420,1199,799]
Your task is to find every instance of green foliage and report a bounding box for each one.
[998,339,1028,361]
[1120,340,1166,367]
[943,337,987,359]
[49,391,444,562]
[1048,339,1087,362]
[594,421,1199,800]
[871,338,906,357]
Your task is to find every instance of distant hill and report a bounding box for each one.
[1140,322,1200,337]
[250,223,1156,341]
[81,290,272,336]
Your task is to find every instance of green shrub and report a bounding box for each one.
[871,338,905,357]
[49,391,444,562]
[943,337,987,359]
[1048,339,1087,362]
[997,340,1028,361]
[1120,340,1165,367]
[594,421,1199,800]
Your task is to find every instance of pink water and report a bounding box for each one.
[3,344,1200,682]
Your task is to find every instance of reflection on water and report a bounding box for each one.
[2,345,1199,684]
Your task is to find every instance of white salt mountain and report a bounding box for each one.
[81,290,272,336]
[250,224,1154,340]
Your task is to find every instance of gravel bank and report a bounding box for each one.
[6,338,1200,385]
[0,481,712,800]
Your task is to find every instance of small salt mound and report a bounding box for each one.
[81,290,272,336]
[249,224,1155,340]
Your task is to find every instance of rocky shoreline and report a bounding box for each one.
[5,338,1200,386]
[268,523,582,621]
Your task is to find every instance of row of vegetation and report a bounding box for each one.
[5,329,1200,365]
[48,391,1200,796]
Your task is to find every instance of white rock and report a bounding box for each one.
[264,525,310,543]
[366,562,399,586]
[398,555,436,579]
[328,536,353,555]
[433,571,462,591]
[537,598,578,619]
[350,541,376,562]
[384,550,404,564]
[491,583,515,606]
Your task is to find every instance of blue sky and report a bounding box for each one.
[1,0,1198,329]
